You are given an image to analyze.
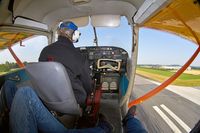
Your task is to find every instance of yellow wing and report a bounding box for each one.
[143,0,200,45]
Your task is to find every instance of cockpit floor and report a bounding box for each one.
[100,93,122,133]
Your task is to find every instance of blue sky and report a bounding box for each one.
[138,28,200,66]
[0,17,199,66]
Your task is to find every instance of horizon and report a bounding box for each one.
[0,62,199,68]
[138,64,200,67]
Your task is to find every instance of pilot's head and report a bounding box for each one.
[58,21,81,43]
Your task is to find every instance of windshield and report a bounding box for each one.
[74,16,132,57]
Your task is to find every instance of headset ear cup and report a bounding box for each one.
[72,30,80,43]
[73,32,76,38]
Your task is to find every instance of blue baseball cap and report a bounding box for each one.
[59,21,78,31]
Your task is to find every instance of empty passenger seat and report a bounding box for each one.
[25,62,81,116]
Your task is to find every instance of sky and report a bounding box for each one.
[0,17,200,66]
[138,28,200,66]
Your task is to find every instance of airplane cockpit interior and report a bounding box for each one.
[77,46,128,92]
[1,0,200,132]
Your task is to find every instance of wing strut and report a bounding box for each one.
[128,7,200,108]
[8,46,25,68]
[7,33,25,68]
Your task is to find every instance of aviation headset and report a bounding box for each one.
[59,21,81,43]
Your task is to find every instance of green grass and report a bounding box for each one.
[137,67,173,77]
[136,67,200,87]
[0,72,7,75]
[0,68,21,76]
[179,74,200,80]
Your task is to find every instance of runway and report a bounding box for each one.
[131,75,200,133]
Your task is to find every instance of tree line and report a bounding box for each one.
[0,61,27,72]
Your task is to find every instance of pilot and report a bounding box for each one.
[39,21,93,107]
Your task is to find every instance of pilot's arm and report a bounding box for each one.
[80,59,93,95]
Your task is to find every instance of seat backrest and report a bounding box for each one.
[25,62,81,116]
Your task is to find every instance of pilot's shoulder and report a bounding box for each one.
[43,42,59,50]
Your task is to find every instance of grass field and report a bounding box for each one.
[0,68,21,76]
[183,70,200,75]
[136,67,200,86]
[0,72,7,75]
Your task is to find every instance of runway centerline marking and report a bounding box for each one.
[153,106,182,133]
[161,104,191,132]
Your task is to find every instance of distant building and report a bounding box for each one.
[160,65,191,70]
[140,64,161,69]
[139,64,191,70]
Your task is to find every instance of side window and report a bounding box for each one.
[0,35,48,75]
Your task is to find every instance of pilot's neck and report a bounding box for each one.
[58,36,73,44]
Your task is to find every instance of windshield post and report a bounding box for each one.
[120,24,139,116]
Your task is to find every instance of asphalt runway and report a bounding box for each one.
[131,75,200,133]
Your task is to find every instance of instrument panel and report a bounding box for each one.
[76,46,128,92]
[77,46,128,72]
[80,47,128,60]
